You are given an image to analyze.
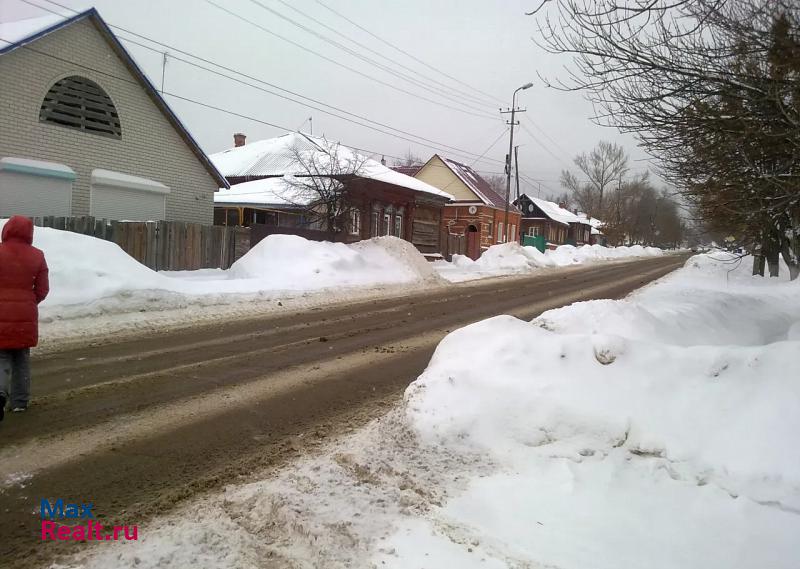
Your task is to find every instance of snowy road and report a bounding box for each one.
[0,254,688,568]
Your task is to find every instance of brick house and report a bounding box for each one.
[212,133,452,256]
[411,155,521,259]
[0,9,226,223]
[515,194,592,248]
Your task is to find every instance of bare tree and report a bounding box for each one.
[561,141,629,215]
[393,149,425,168]
[531,0,800,278]
[283,140,370,239]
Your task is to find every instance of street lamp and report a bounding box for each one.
[504,82,533,243]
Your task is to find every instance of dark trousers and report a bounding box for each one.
[0,349,31,408]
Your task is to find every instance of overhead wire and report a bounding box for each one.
[20,0,506,166]
[201,0,500,121]
[313,0,506,108]
[250,0,498,111]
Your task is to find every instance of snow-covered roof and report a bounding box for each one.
[214,177,313,207]
[526,196,585,226]
[210,133,453,201]
[576,212,604,230]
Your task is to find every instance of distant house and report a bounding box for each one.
[576,213,606,246]
[212,133,453,256]
[0,9,226,223]
[411,155,521,259]
[514,194,592,248]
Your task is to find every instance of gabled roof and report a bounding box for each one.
[427,155,518,211]
[0,9,228,188]
[211,133,453,200]
[518,194,588,226]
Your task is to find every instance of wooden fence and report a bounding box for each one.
[32,216,250,271]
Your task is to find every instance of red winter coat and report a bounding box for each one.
[0,216,49,349]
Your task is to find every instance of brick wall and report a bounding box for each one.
[0,19,218,224]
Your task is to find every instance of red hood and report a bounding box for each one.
[1,216,34,245]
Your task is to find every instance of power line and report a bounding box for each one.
[201,0,499,121]
[4,35,510,171]
[20,0,505,166]
[255,0,498,111]
[314,0,506,108]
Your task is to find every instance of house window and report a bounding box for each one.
[383,213,391,236]
[510,224,516,241]
[497,223,503,243]
[528,226,540,237]
[372,212,380,237]
[394,214,403,237]
[40,76,122,139]
[350,209,361,236]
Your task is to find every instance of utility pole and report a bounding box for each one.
[514,145,520,203]
[160,52,168,93]
[309,116,313,136]
[501,82,532,242]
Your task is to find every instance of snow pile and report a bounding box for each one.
[0,220,441,327]
[55,253,800,569]
[435,242,661,282]
[227,235,439,288]
[546,242,663,266]
[402,252,800,568]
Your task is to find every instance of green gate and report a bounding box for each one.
[522,235,547,253]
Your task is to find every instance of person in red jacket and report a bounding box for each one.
[0,216,49,420]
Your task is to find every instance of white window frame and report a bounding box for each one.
[394,214,403,237]
[349,209,361,236]
[497,223,503,243]
[383,213,392,236]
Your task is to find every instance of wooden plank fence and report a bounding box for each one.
[32,216,249,271]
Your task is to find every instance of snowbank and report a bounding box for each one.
[434,241,662,282]
[0,220,441,328]
[403,252,800,568]
[56,253,800,569]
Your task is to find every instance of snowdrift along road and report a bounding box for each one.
[46,253,800,569]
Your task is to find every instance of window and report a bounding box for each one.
[528,226,540,237]
[372,212,380,237]
[349,209,361,236]
[497,223,503,243]
[383,213,392,236]
[510,224,516,241]
[394,214,403,237]
[40,76,121,139]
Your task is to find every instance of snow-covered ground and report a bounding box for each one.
[0,219,664,346]
[55,253,800,569]
[434,242,663,282]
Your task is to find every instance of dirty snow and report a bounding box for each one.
[53,252,800,569]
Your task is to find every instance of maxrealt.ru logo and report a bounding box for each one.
[40,499,138,542]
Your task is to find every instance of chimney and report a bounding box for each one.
[573,207,578,214]
[558,201,567,210]
[233,133,246,147]
[381,155,386,166]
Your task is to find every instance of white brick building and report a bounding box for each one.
[0,9,227,223]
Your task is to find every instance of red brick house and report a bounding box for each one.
[212,133,452,256]
[410,155,521,259]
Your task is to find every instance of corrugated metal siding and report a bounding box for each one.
[90,183,166,221]
[0,170,72,217]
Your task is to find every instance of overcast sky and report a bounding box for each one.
[2,0,656,197]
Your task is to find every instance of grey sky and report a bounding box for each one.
[2,0,654,197]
